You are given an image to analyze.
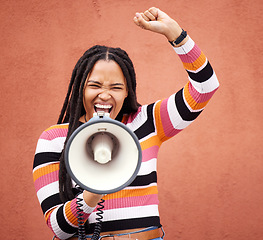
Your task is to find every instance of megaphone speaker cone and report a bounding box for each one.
[65,115,142,194]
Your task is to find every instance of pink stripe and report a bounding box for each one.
[40,127,68,140]
[188,82,218,103]
[178,44,201,63]
[102,194,159,210]
[160,98,182,138]
[34,170,59,192]
[142,145,159,162]
[47,218,53,232]
[70,199,90,220]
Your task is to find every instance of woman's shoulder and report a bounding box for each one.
[39,123,69,141]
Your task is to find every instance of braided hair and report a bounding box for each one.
[57,45,141,202]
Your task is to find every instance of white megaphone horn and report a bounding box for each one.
[65,112,142,195]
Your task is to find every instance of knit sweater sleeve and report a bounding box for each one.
[33,124,96,240]
[153,36,219,142]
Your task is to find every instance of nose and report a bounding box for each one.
[98,89,111,100]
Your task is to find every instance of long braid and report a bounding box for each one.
[58,45,141,202]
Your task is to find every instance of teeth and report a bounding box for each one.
[95,104,112,109]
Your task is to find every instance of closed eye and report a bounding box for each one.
[110,83,125,91]
[88,84,101,88]
[111,86,124,90]
[86,80,125,91]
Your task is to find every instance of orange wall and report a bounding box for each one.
[1,0,262,239]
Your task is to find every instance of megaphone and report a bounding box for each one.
[65,112,142,195]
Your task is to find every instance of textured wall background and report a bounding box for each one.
[0,0,262,239]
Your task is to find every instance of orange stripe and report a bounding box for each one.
[183,51,206,71]
[44,207,55,221]
[184,83,209,110]
[140,135,161,151]
[33,163,59,181]
[45,124,69,131]
[154,101,165,140]
[154,100,172,142]
[64,201,78,225]
[104,185,158,200]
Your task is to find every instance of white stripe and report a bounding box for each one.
[35,137,66,154]
[173,36,195,55]
[50,207,74,240]
[138,158,157,176]
[128,103,159,142]
[37,181,59,204]
[77,193,97,214]
[139,131,157,143]
[167,94,193,130]
[125,182,157,190]
[89,205,159,223]
[189,72,219,94]
[126,105,148,131]
[152,100,159,134]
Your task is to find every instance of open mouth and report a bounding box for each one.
[94,104,113,113]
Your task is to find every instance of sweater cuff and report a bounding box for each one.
[172,36,195,55]
[78,193,97,214]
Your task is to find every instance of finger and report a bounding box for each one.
[134,12,150,29]
[140,12,149,22]
[133,16,139,25]
[144,10,156,21]
[148,7,159,19]
[133,16,144,28]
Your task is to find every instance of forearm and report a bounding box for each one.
[83,190,104,207]
[46,193,95,239]
[173,36,219,96]
[154,37,219,141]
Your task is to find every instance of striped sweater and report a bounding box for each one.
[33,37,219,239]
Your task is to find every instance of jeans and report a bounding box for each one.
[53,226,165,240]
[87,226,165,239]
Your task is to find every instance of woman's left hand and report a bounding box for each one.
[133,7,188,46]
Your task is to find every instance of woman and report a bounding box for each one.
[33,7,219,240]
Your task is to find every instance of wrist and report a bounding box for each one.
[163,20,182,41]
[83,190,103,207]
[169,29,188,47]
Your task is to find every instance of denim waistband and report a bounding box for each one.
[86,226,165,239]
[53,226,165,240]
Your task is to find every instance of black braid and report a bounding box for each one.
[58,45,141,202]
